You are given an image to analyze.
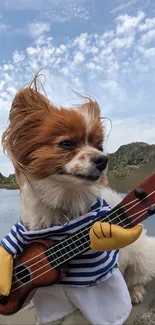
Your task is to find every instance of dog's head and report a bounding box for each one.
[2,79,108,187]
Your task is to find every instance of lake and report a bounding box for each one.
[0,189,154,240]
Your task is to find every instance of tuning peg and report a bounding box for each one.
[134,188,147,200]
[148,205,155,215]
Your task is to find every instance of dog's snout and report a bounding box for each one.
[91,155,108,171]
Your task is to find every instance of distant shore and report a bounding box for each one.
[0,184,19,190]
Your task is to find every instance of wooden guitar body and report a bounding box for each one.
[0,240,67,315]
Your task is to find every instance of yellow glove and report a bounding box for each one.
[89,222,143,251]
[0,246,13,296]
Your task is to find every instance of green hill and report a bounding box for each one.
[108,159,155,193]
[0,173,18,189]
[108,142,155,178]
[108,142,155,192]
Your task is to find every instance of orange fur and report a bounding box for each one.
[2,74,104,181]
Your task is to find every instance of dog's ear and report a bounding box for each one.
[2,78,54,173]
[9,87,51,122]
[78,98,101,121]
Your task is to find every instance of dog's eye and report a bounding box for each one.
[96,143,103,151]
[59,140,76,150]
[97,145,103,152]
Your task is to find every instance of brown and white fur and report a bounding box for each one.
[2,76,155,324]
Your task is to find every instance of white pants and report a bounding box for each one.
[33,268,132,325]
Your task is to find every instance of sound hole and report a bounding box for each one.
[15,264,31,283]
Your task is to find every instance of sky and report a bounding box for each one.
[0,0,155,176]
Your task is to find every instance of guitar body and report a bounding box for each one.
[0,172,155,316]
[0,240,68,315]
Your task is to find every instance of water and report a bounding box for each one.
[0,189,154,240]
[0,189,20,239]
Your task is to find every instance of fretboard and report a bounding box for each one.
[46,204,129,267]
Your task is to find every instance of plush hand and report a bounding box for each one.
[89,222,143,251]
[0,246,13,296]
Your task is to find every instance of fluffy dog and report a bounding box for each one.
[2,75,155,325]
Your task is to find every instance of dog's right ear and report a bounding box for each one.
[77,98,101,121]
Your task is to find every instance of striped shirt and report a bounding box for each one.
[1,198,119,287]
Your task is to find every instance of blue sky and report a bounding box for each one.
[0,0,155,175]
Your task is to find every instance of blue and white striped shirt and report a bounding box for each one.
[1,198,119,287]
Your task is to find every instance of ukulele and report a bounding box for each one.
[0,172,155,316]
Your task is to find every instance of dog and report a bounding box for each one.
[2,75,155,325]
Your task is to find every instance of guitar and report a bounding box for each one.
[0,172,155,315]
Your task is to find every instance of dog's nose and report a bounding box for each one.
[91,155,108,171]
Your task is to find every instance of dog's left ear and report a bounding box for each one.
[78,99,101,120]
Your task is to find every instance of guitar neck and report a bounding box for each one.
[46,172,155,267]
[45,205,129,267]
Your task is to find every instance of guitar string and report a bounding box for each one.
[10,187,155,283]
[11,204,150,287]
[0,201,153,301]
[12,195,139,270]
[6,199,155,291]
[12,188,155,272]
[0,191,154,300]
[7,205,154,295]
[12,188,155,277]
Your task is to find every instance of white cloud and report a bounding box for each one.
[106,116,155,153]
[1,10,155,175]
[13,51,25,64]
[143,47,155,58]
[110,0,152,16]
[102,31,115,40]
[2,64,14,71]
[0,159,14,177]
[27,22,51,39]
[110,36,134,48]
[116,10,145,35]
[102,80,118,90]
[44,2,90,23]
[110,0,138,15]
[74,52,85,64]
[3,0,82,11]
[73,33,89,51]
[139,17,155,31]
[6,87,16,96]
[0,22,8,33]
[86,62,101,70]
[2,0,90,23]
[140,28,155,44]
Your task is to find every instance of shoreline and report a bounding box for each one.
[0,185,19,190]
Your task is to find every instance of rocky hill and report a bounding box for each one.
[108,142,155,178]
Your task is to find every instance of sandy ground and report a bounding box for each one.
[0,280,155,325]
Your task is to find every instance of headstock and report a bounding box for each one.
[120,172,155,228]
